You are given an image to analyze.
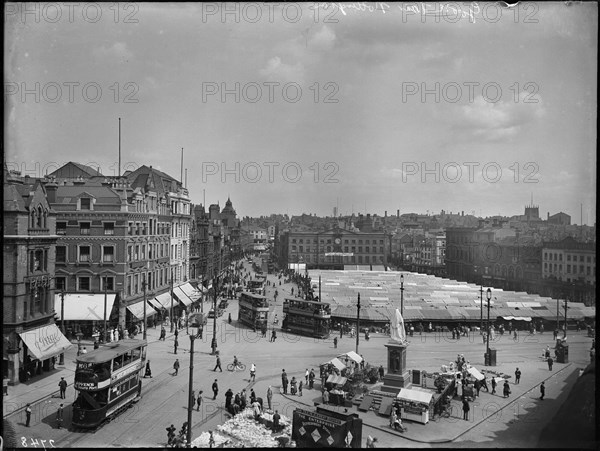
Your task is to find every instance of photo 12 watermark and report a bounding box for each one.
[201,82,339,104]
[401,82,540,104]
[201,161,340,184]
[4,2,139,24]
[400,162,540,184]
[4,82,139,104]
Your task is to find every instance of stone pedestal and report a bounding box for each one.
[380,342,411,394]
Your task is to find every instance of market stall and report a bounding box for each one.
[395,388,433,424]
[326,374,349,406]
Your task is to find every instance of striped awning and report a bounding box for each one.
[326,374,348,386]
[153,292,175,309]
[174,286,193,307]
[127,300,157,319]
[180,282,202,301]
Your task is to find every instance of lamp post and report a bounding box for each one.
[355,292,361,354]
[211,248,222,355]
[556,297,560,333]
[479,283,484,333]
[186,320,199,448]
[400,274,404,317]
[103,277,108,343]
[142,274,147,340]
[59,290,65,365]
[563,298,568,339]
[170,276,174,333]
[485,288,492,364]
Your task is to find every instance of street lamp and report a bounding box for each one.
[211,248,223,355]
[59,290,65,365]
[142,274,148,340]
[400,274,404,317]
[355,293,361,354]
[186,317,201,448]
[563,298,568,339]
[103,276,108,343]
[485,288,492,364]
[479,283,484,333]
[170,275,174,333]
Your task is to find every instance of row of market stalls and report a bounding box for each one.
[312,270,596,331]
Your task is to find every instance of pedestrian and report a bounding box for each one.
[539,381,545,400]
[547,356,553,371]
[214,354,223,372]
[290,376,297,395]
[266,386,273,411]
[379,365,385,381]
[298,380,303,396]
[225,388,234,409]
[322,388,330,404]
[160,326,166,341]
[240,389,247,410]
[228,313,232,324]
[515,368,521,384]
[174,337,178,354]
[333,337,338,348]
[250,388,257,404]
[58,377,67,399]
[462,398,470,420]
[175,327,179,338]
[305,368,309,384]
[94,340,99,350]
[250,363,256,381]
[144,360,153,378]
[491,377,497,394]
[503,380,511,398]
[208,430,215,448]
[271,330,277,342]
[272,410,281,432]
[212,379,219,400]
[25,403,32,427]
[56,404,64,429]
[309,369,315,389]
[166,424,176,446]
[366,435,377,448]
[173,359,180,376]
[281,369,288,395]
[513,330,518,341]
[197,390,203,411]
[81,346,87,354]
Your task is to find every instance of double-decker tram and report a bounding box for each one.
[238,292,269,331]
[282,297,331,338]
[72,339,147,428]
[246,279,265,295]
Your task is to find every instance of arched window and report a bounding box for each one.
[30,210,36,228]
[37,206,43,228]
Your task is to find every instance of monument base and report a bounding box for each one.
[380,371,411,393]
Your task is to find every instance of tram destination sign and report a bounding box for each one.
[292,408,362,448]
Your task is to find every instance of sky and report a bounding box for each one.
[4,2,597,224]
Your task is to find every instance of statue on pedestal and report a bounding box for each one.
[390,309,407,344]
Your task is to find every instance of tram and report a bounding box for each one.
[247,279,265,295]
[238,292,269,331]
[282,297,331,338]
[72,339,147,428]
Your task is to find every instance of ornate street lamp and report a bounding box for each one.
[355,293,361,354]
[400,274,404,316]
[485,288,492,365]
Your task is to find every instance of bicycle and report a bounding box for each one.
[227,362,246,372]
[434,401,452,421]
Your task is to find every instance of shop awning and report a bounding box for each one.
[127,300,157,319]
[397,388,433,405]
[337,351,363,364]
[54,293,116,321]
[180,282,201,301]
[19,324,72,361]
[153,292,175,309]
[174,287,193,307]
[326,374,348,386]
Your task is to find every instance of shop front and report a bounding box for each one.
[126,300,158,330]
[17,323,72,383]
[395,388,433,424]
[54,293,118,341]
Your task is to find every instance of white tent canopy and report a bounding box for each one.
[397,388,433,405]
[337,351,363,364]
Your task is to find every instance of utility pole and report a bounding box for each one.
[170,276,174,333]
[103,277,108,343]
[563,298,568,338]
[186,333,196,448]
[480,284,484,333]
[400,274,404,316]
[355,292,361,354]
[59,290,65,365]
[143,274,147,340]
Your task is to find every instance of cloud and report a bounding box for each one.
[308,25,336,50]
[93,42,133,62]
[460,93,546,141]
[259,56,305,84]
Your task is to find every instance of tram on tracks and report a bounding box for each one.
[282,297,331,338]
[72,339,147,428]
[238,291,269,331]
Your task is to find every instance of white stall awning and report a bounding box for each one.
[54,293,116,321]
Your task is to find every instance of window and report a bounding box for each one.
[127,246,132,262]
[567,255,571,261]
[57,222,67,235]
[56,246,67,263]
[56,277,66,292]
[78,277,90,291]
[79,246,91,262]
[104,223,114,235]
[101,276,114,291]
[365,246,370,253]
[141,244,146,260]
[135,245,139,261]
[358,247,362,253]
[366,240,370,244]
[80,198,91,210]
[358,240,363,244]
[580,256,584,262]
[559,254,563,261]
[380,247,384,253]
[128,222,133,235]
[80,222,90,235]
[103,246,114,263]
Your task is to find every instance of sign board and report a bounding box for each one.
[292,407,362,448]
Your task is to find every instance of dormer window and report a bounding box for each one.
[80,198,92,210]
